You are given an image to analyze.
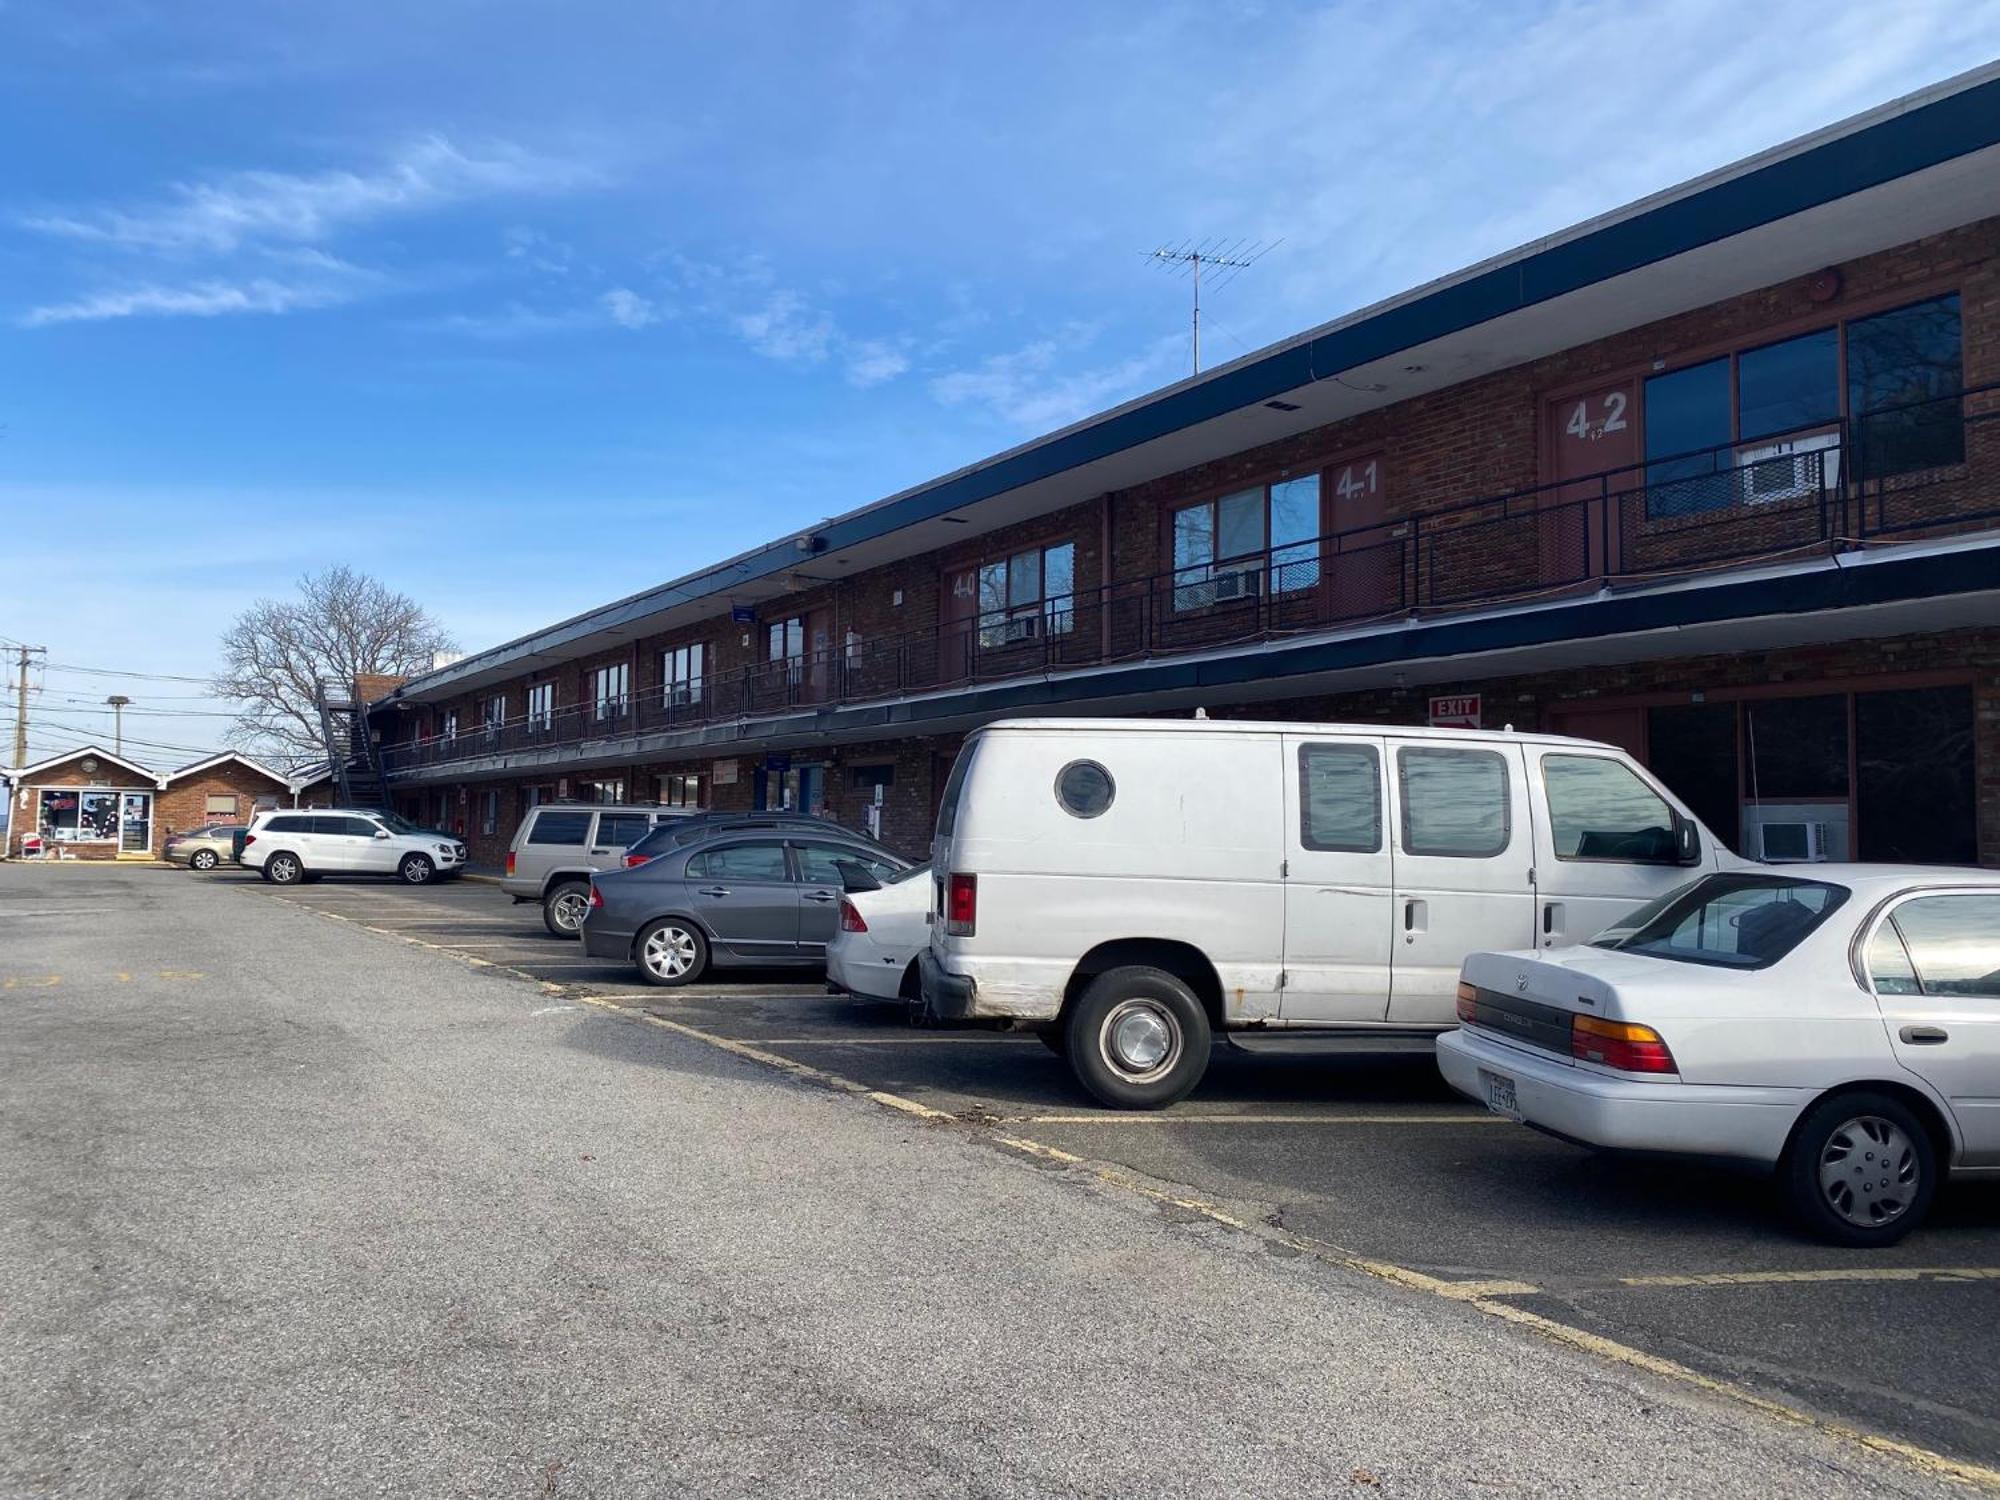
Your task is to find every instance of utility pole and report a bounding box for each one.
[105,695,131,756]
[1146,239,1278,375]
[11,644,46,770]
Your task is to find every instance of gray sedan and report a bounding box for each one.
[581,830,911,986]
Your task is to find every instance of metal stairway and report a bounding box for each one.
[313,680,392,811]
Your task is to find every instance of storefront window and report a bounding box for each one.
[1646,703,1739,853]
[1856,685,1975,864]
[39,789,80,840]
[1742,694,1847,800]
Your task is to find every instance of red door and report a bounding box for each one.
[940,567,978,684]
[1543,382,1638,582]
[1323,453,1397,620]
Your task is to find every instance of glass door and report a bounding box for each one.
[119,792,153,855]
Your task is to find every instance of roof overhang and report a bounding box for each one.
[381,62,2000,708]
[10,745,164,787]
[162,751,299,789]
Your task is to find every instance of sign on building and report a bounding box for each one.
[1428,694,1481,729]
[712,758,740,786]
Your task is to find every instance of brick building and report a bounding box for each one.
[5,747,328,860]
[361,69,2000,869]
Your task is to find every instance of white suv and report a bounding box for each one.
[243,809,468,886]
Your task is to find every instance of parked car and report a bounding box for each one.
[826,861,932,1003]
[618,811,894,868]
[502,802,700,937]
[1439,867,2000,1246]
[922,717,1732,1109]
[164,824,246,871]
[581,828,911,985]
[242,809,467,885]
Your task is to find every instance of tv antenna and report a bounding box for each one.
[1146,238,1278,375]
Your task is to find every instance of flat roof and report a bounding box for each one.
[383,60,2000,708]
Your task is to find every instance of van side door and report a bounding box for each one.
[1384,739,1537,1025]
[1530,749,1703,946]
[1280,737,1394,1023]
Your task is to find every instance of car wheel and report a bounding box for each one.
[264,852,303,886]
[543,881,591,939]
[1782,1090,1937,1247]
[190,849,218,872]
[635,919,708,987]
[398,853,436,885]
[1063,966,1211,1110]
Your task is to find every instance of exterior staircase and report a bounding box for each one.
[313,680,392,812]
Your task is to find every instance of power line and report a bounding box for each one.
[42,661,218,685]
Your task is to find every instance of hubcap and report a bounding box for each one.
[552,892,589,931]
[643,925,697,979]
[1819,1115,1918,1227]
[194,852,214,869]
[1099,998,1180,1080]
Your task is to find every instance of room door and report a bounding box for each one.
[940,567,979,683]
[118,793,153,856]
[1322,453,1398,620]
[1543,381,1639,583]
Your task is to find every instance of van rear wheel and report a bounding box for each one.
[1065,966,1210,1110]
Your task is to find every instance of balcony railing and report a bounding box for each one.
[381,382,1998,775]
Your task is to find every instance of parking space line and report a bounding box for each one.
[754,1034,1040,1046]
[1616,1266,2000,1289]
[1005,1111,1497,1125]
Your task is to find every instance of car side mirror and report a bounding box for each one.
[374,829,392,840]
[834,859,881,894]
[1674,814,1701,867]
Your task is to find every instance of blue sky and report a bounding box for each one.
[3,0,1996,767]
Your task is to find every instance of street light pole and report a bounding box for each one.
[105,695,131,756]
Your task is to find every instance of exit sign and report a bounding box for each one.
[1428,694,1481,729]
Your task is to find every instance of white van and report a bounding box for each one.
[921,718,1735,1108]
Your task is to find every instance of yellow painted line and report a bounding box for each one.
[1,975,61,989]
[1619,1266,2000,1289]
[1007,1111,1497,1126]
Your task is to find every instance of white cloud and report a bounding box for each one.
[732,290,835,363]
[844,338,909,387]
[20,276,351,326]
[601,286,658,329]
[929,327,1181,430]
[21,135,597,255]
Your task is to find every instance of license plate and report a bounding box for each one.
[1479,1068,1522,1122]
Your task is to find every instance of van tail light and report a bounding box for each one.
[505,851,516,876]
[1455,980,1479,1024]
[839,899,868,933]
[1571,1015,1676,1074]
[588,884,604,910]
[242,834,256,848]
[623,853,653,868]
[945,873,977,937]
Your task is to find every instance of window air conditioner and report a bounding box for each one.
[1211,566,1263,602]
[1758,820,1831,863]
[1737,431,1841,504]
[1001,614,1040,644]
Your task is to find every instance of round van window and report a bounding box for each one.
[1055,760,1115,818]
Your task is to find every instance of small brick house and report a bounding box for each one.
[4,746,324,861]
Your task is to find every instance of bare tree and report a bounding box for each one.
[214,567,457,757]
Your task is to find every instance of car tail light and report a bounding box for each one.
[945,873,977,937]
[1455,979,1478,1024]
[588,884,604,910]
[505,851,516,876]
[1571,1015,1676,1074]
[623,853,653,868]
[241,834,256,848]
[839,898,868,933]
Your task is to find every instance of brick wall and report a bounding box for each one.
[156,762,294,841]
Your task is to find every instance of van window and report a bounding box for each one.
[935,743,978,839]
[1298,743,1381,852]
[1398,747,1510,858]
[527,810,594,846]
[1542,754,1676,863]
[594,813,654,848]
[1054,760,1115,819]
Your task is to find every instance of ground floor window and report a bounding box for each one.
[660,772,704,809]
[480,790,500,836]
[36,787,151,852]
[581,778,625,804]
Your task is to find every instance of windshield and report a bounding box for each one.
[1592,873,1849,970]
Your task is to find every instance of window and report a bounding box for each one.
[1849,294,1963,479]
[1542,755,1676,862]
[1298,743,1381,852]
[1398,747,1510,858]
[205,794,239,820]
[321,816,381,837]
[1053,760,1115,818]
[262,814,313,835]
[581,778,625,805]
[687,841,790,881]
[522,784,554,810]
[38,789,81,840]
[976,541,1076,647]
[1881,895,2000,998]
[1643,358,1732,517]
[1866,922,1922,997]
[1856,685,1976,865]
[527,810,594,846]
[794,843,904,885]
[1743,694,1847,800]
[1172,476,1318,609]
[440,710,459,742]
[592,663,630,720]
[1594,874,1845,969]
[768,617,805,663]
[660,773,704,809]
[484,695,507,736]
[1737,328,1839,442]
[527,682,555,730]
[1646,704,1740,855]
[594,812,653,848]
[662,643,706,707]
[478,791,498,836]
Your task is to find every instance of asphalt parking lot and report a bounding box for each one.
[220,866,2000,1473]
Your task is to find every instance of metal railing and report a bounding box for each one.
[381,382,1995,774]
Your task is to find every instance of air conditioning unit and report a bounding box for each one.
[1001,614,1040,644]
[1757,820,1831,863]
[1211,566,1263,602]
[1737,430,1841,504]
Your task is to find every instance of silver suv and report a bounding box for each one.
[243,809,467,886]
[503,803,695,936]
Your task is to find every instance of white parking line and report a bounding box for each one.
[755,1034,1040,1046]
[1007,1111,1499,1125]
[1618,1266,2000,1289]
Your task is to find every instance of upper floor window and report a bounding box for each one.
[1172,475,1318,611]
[526,681,555,730]
[768,616,805,663]
[592,663,630,720]
[483,694,506,734]
[439,710,458,742]
[1848,294,1963,480]
[663,643,706,706]
[977,542,1075,647]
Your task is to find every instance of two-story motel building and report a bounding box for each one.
[363,66,2000,870]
